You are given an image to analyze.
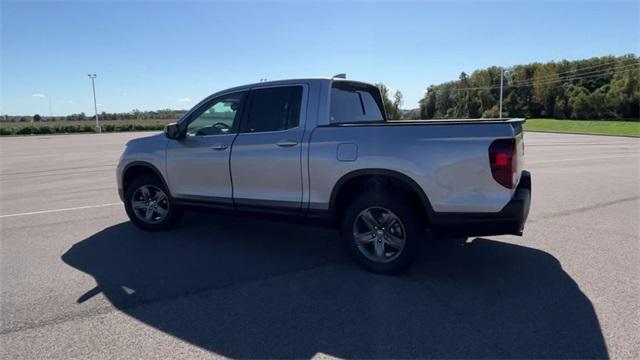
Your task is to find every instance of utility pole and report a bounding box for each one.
[87,74,100,133]
[499,67,504,119]
[48,95,52,117]
[466,89,470,118]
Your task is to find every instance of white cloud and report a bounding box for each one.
[32,93,46,98]
[67,100,74,104]
[177,98,191,103]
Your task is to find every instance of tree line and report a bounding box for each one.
[1,109,187,123]
[415,54,639,120]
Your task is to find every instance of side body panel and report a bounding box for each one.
[308,123,519,213]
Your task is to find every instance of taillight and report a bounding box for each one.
[489,138,517,188]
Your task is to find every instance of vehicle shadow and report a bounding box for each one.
[62,213,608,359]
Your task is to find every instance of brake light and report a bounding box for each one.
[489,138,517,188]
[495,153,509,166]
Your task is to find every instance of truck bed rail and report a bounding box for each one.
[327,118,526,127]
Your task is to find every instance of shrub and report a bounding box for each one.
[0,122,165,136]
[0,127,15,135]
[16,126,35,135]
[38,126,52,134]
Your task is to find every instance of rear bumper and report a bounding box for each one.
[431,170,531,238]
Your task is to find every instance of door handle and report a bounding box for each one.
[276,140,298,147]
[211,143,229,151]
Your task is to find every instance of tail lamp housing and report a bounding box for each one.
[489,138,517,188]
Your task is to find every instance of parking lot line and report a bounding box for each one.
[527,154,637,165]
[0,203,120,218]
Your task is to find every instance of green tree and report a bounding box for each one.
[419,88,437,119]
[454,72,470,117]
[532,64,559,117]
[570,87,592,119]
[393,90,404,110]
[376,83,403,120]
[589,86,610,119]
[606,62,640,119]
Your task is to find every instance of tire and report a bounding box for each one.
[341,191,423,274]
[124,175,183,231]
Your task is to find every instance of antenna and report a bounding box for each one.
[332,73,347,79]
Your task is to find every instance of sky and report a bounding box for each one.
[1,1,638,116]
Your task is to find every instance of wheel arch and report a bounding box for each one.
[329,169,435,224]
[122,161,172,197]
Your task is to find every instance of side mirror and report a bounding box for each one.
[164,122,182,139]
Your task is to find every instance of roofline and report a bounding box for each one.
[177,77,380,124]
[218,77,377,94]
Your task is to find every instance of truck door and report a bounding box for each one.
[230,84,307,212]
[165,91,247,204]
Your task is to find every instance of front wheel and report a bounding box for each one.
[124,175,183,231]
[341,192,423,274]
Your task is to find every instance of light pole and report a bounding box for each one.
[499,68,512,119]
[499,68,504,119]
[88,74,100,133]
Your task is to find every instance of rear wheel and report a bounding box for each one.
[124,175,183,231]
[341,192,423,274]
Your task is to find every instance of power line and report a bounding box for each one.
[434,65,637,93]
[509,62,639,86]
[511,57,634,81]
[430,59,638,92]
[508,64,638,87]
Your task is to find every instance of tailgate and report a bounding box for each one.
[513,120,525,187]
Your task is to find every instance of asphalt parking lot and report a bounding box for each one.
[1,131,638,359]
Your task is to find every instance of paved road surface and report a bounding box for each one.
[1,131,638,359]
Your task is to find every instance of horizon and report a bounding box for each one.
[2,1,638,116]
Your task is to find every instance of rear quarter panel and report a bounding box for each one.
[308,123,519,213]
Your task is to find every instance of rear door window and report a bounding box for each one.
[244,86,303,133]
[330,82,385,124]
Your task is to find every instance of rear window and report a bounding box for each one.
[330,82,386,124]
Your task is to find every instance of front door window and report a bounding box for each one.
[186,92,245,136]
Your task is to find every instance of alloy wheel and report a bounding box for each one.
[131,185,170,224]
[352,206,406,263]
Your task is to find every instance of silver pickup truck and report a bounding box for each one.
[116,78,531,273]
